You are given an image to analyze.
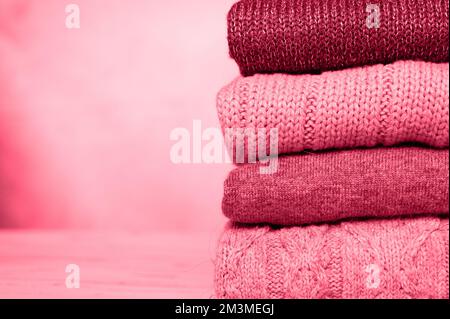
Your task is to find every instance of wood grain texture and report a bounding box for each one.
[0,230,222,298]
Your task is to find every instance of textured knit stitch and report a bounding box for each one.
[217,61,449,159]
[228,0,450,76]
[215,217,449,299]
[223,147,450,226]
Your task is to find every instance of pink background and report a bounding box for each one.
[0,0,237,231]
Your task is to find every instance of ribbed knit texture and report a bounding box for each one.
[223,147,450,226]
[228,0,450,76]
[217,61,449,159]
[215,217,449,299]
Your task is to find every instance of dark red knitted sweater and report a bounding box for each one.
[228,0,449,75]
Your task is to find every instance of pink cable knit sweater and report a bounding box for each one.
[217,61,449,159]
[215,217,449,299]
[223,147,449,225]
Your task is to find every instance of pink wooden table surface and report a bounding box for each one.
[0,230,222,299]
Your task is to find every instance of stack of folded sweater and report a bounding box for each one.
[214,0,449,298]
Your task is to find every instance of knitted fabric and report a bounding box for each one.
[217,61,449,159]
[223,147,450,226]
[215,217,449,299]
[228,0,450,76]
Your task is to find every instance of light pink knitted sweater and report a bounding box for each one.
[217,61,449,158]
[215,217,449,299]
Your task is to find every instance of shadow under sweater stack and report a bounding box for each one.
[215,0,449,298]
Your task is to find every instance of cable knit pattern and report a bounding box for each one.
[228,0,450,76]
[217,61,449,159]
[215,217,449,299]
[223,147,450,225]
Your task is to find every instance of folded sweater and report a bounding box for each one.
[228,0,450,76]
[215,217,449,299]
[223,147,449,226]
[217,61,449,160]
